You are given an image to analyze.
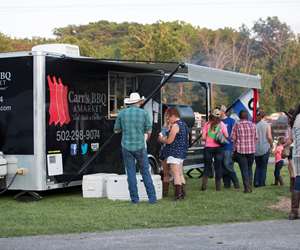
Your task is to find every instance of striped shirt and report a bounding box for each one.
[232,120,257,154]
[114,106,152,151]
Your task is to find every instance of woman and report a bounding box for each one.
[289,104,300,220]
[159,109,171,197]
[201,109,228,191]
[158,108,189,200]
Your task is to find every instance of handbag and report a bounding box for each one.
[208,125,228,145]
[215,129,229,145]
[281,146,290,159]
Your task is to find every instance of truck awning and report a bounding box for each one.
[58,56,262,89]
[186,63,261,89]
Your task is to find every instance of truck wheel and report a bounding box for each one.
[148,156,159,174]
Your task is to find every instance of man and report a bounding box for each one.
[220,105,240,189]
[254,109,273,187]
[232,110,257,193]
[114,92,157,204]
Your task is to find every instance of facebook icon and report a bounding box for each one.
[70,144,77,156]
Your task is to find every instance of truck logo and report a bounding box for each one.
[47,75,71,126]
[0,71,12,90]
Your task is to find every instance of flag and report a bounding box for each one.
[47,75,71,126]
[229,89,259,121]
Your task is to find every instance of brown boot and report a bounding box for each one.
[181,184,186,199]
[201,176,208,191]
[272,177,279,186]
[215,179,221,191]
[288,191,300,220]
[174,184,182,201]
[162,182,169,197]
[290,177,295,192]
[243,181,252,193]
[278,176,284,186]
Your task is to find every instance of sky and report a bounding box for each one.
[0,0,300,38]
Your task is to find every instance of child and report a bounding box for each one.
[273,137,285,185]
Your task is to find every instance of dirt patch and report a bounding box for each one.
[269,196,290,212]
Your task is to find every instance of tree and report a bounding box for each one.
[0,33,13,52]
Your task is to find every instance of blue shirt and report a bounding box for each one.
[164,120,189,159]
[222,116,235,151]
[114,106,152,151]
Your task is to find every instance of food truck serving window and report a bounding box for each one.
[108,72,138,119]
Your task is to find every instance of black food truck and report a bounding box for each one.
[0,44,261,193]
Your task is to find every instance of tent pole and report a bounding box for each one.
[253,88,258,122]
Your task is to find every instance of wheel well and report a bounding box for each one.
[148,155,159,174]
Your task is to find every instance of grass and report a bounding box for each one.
[0,165,290,237]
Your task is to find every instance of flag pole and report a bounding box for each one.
[252,88,258,122]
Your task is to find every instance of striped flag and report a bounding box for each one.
[229,89,259,121]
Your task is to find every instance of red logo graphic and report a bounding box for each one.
[47,75,71,126]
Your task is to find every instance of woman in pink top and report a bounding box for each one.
[201,109,228,191]
[273,136,285,186]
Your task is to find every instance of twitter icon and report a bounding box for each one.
[81,143,88,155]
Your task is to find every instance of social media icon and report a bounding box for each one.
[70,144,77,156]
[91,143,99,152]
[81,143,88,155]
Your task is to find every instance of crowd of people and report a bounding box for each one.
[114,92,300,220]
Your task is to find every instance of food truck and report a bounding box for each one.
[0,44,261,194]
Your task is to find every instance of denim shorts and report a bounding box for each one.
[167,156,184,165]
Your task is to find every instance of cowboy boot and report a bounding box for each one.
[174,184,182,201]
[272,177,279,186]
[231,174,240,189]
[243,181,252,193]
[162,182,169,197]
[288,191,300,220]
[278,176,284,186]
[215,178,221,191]
[201,176,208,191]
[181,184,186,199]
[290,177,295,192]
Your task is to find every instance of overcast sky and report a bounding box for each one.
[1,0,299,38]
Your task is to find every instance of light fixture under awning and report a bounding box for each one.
[186,63,261,89]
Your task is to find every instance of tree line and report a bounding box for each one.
[1,16,299,113]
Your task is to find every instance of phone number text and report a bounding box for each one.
[56,129,101,142]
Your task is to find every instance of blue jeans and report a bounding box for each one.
[254,151,270,187]
[274,160,284,179]
[295,176,300,191]
[122,147,157,204]
[222,150,240,188]
[236,153,255,190]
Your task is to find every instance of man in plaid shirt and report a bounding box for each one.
[232,110,257,193]
[114,92,157,204]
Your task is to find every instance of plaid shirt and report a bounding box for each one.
[114,106,152,151]
[232,120,257,154]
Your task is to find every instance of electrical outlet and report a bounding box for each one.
[16,168,28,176]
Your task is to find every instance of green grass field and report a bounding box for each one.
[0,165,290,237]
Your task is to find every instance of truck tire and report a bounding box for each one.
[148,155,159,174]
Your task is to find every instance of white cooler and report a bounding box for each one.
[106,174,162,201]
[0,158,7,176]
[82,173,117,198]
